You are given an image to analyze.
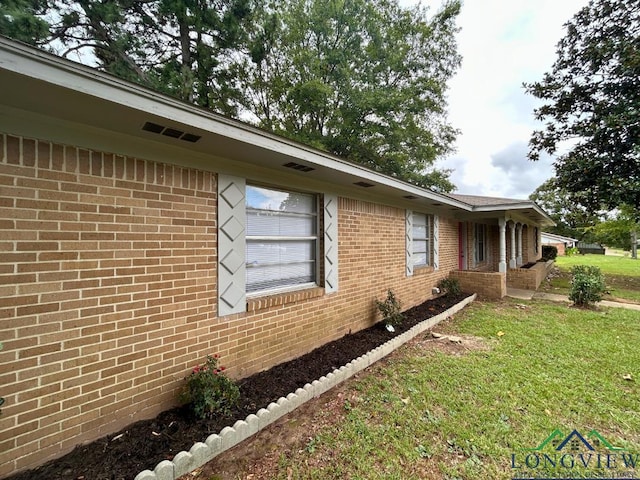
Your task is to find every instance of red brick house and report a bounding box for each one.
[0,37,554,477]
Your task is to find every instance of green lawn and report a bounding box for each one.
[543,254,640,303]
[555,254,639,276]
[268,299,640,479]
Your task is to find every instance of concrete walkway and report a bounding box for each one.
[506,288,640,311]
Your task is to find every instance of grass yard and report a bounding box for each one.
[542,254,640,303]
[245,299,640,480]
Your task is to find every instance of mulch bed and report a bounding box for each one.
[7,293,471,480]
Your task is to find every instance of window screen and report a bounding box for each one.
[246,186,317,293]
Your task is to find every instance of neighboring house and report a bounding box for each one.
[0,37,554,477]
[541,232,578,256]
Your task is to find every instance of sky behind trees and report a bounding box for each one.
[399,0,590,198]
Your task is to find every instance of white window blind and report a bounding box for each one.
[412,213,430,267]
[246,185,318,293]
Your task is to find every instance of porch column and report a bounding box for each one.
[509,221,517,269]
[498,218,507,273]
[516,223,523,266]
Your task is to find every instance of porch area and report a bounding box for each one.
[450,259,554,299]
[450,211,555,298]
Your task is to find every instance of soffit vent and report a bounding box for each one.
[283,162,315,173]
[432,203,443,207]
[142,121,202,143]
[403,195,418,200]
[354,181,375,188]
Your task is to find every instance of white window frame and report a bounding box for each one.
[412,212,431,268]
[245,184,319,296]
[474,223,487,264]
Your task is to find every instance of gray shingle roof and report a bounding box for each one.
[445,193,529,207]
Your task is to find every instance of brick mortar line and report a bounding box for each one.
[134,293,477,480]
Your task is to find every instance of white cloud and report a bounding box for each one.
[401,0,590,198]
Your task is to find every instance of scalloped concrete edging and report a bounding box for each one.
[134,293,477,480]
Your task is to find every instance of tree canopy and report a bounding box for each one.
[526,0,640,214]
[239,0,461,191]
[529,178,600,241]
[0,0,461,192]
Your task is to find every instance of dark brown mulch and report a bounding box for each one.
[7,293,471,480]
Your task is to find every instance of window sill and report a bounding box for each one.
[413,265,435,276]
[246,286,325,313]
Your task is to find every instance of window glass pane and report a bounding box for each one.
[413,240,428,255]
[246,185,318,293]
[247,240,315,266]
[414,254,428,266]
[247,211,315,237]
[412,213,430,266]
[413,213,426,226]
[247,263,315,292]
[247,240,316,292]
[246,186,315,213]
[412,224,428,239]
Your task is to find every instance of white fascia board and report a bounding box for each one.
[0,37,471,213]
[471,203,555,226]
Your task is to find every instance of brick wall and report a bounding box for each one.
[449,270,506,298]
[0,134,219,476]
[0,133,458,476]
[506,261,554,290]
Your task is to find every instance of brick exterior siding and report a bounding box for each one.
[0,134,457,476]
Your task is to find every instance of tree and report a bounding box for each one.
[239,0,461,192]
[592,204,638,251]
[526,0,640,213]
[48,0,253,115]
[0,0,50,45]
[529,178,601,241]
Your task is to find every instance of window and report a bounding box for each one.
[246,185,318,293]
[475,223,487,263]
[412,213,431,267]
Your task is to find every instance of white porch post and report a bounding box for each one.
[498,218,507,273]
[509,221,517,269]
[516,223,523,266]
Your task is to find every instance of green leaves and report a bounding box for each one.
[240,0,461,192]
[526,0,640,212]
[0,0,50,45]
[569,265,606,307]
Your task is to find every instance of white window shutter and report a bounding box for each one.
[218,174,247,316]
[433,215,439,270]
[405,210,413,276]
[324,194,339,293]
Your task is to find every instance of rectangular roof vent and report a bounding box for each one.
[283,162,315,173]
[142,121,202,143]
[354,181,375,188]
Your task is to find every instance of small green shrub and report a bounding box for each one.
[437,277,461,297]
[569,265,606,307]
[565,246,579,256]
[542,245,558,261]
[375,289,404,328]
[182,355,240,419]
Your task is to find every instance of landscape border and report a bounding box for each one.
[134,293,477,480]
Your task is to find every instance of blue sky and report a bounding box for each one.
[400,0,590,199]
